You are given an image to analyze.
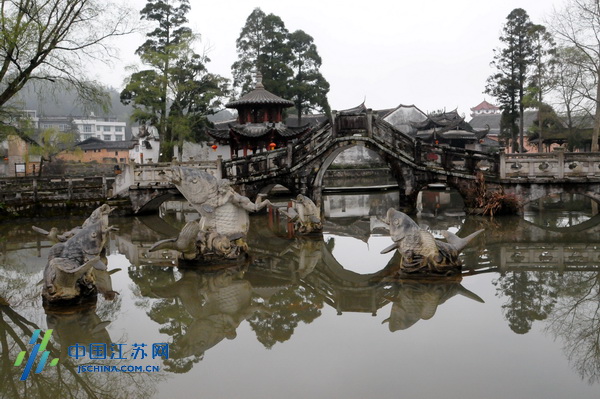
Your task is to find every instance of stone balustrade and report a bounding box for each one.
[500,148,600,179]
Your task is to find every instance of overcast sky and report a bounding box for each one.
[99,0,567,120]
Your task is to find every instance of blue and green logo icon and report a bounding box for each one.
[14,329,59,381]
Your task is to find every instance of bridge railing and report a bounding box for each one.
[417,143,498,176]
[372,119,415,156]
[291,124,336,168]
[223,148,288,180]
[500,149,600,179]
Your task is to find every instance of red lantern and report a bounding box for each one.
[211,144,218,151]
[268,142,276,150]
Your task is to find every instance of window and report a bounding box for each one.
[115,135,123,141]
[115,126,123,132]
[103,135,111,141]
[83,124,92,133]
[97,126,101,131]
[103,126,111,132]
[83,134,93,140]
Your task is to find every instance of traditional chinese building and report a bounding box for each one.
[411,110,489,149]
[470,100,500,117]
[207,74,311,158]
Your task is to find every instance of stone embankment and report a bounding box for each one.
[0,176,119,219]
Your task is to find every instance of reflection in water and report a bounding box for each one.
[128,265,269,372]
[0,302,162,399]
[545,272,600,384]
[493,271,558,334]
[382,280,483,331]
[524,193,599,229]
[2,190,600,395]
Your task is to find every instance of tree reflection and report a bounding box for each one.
[493,271,558,334]
[129,265,272,372]
[248,285,323,348]
[545,271,600,384]
[0,303,163,399]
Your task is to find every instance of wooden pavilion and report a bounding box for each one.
[207,74,311,158]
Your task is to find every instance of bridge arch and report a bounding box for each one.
[304,138,422,208]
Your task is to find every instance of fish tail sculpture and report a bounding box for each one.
[380,208,483,277]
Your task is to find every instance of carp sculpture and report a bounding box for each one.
[40,205,117,306]
[381,208,483,277]
[278,194,323,235]
[149,167,271,262]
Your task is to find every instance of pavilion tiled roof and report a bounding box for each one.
[207,122,311,140]
[226,87,294,108]
[225,74,293,108]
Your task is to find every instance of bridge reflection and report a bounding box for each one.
[2,206,599,383]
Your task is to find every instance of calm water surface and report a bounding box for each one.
[1,191,600,399]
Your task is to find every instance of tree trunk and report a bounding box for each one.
[519,103,525,153]
[537,107,543,152]
[593,69,600,152]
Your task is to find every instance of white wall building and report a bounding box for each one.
[38,113,127,142]
[130,125,161,164]
[72,114,127,142]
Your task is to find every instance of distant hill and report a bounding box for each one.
[10,82,234,132]
[13,84,132,121]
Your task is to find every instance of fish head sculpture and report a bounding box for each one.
[385,208,421,243]
[170,166,218,210]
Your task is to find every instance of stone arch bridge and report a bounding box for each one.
[113,108,600,213]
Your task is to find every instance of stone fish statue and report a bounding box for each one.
[278,194,323,235]
[171,166,271,236]
[32,204,115,243]
[380,208,483,276]
[151,167,271,262]
[41,205,117,305]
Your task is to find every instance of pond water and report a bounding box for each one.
[1,191,600,399]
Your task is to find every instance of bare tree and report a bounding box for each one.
[0,0,135,110]
[550,0,600,151]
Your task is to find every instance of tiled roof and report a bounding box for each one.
[227,73,293,108]
[338,102,367,115]
[226,87,294,108]
[207,122,310,140]
[76,137,134,150]
[230,122,309,138]
[471,100,499,112]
